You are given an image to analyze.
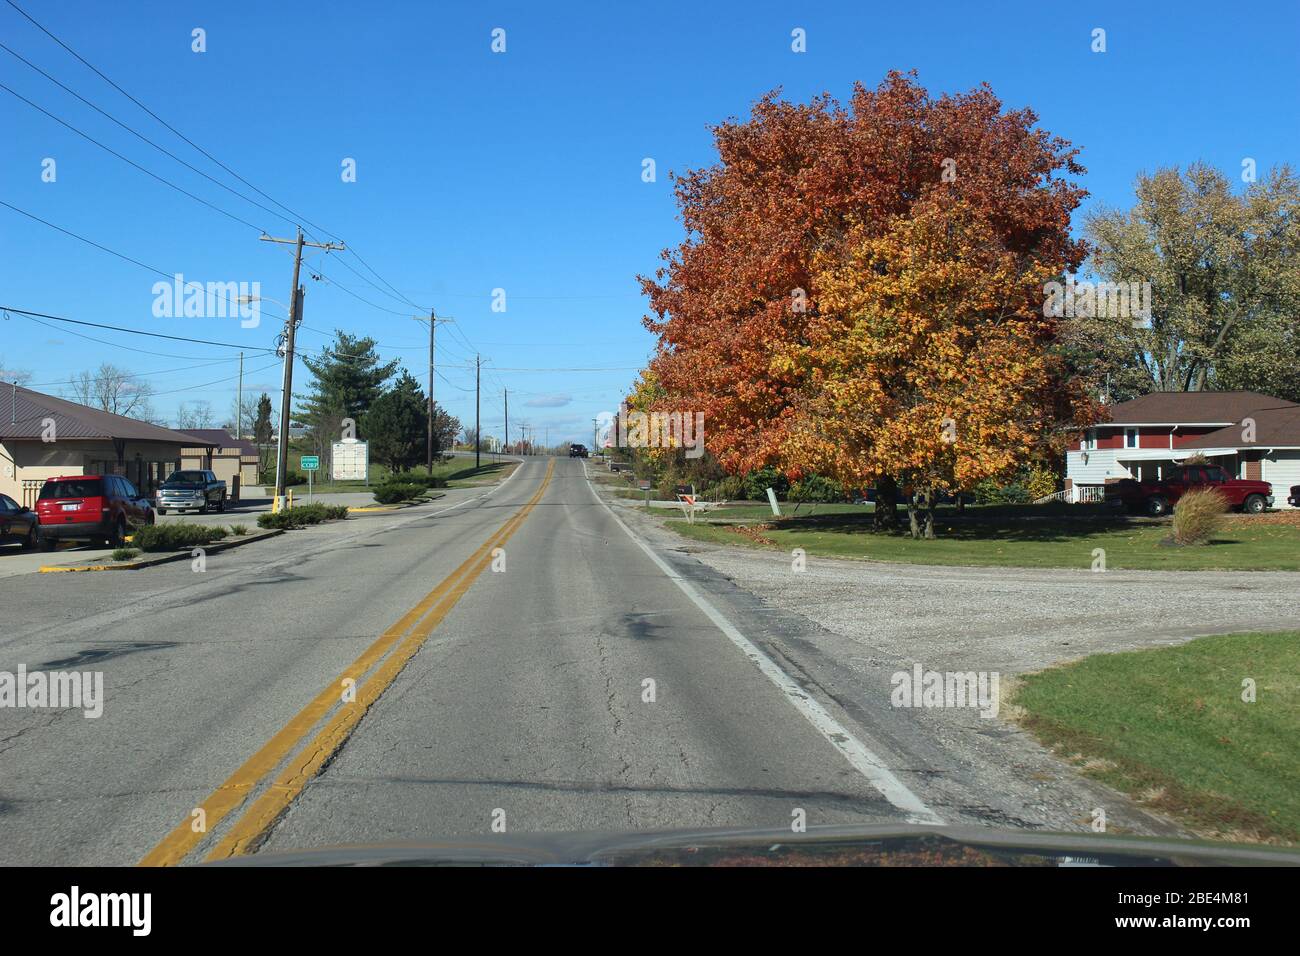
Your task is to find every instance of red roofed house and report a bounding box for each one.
[1066,390,1300,506]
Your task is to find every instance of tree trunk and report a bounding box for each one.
[909,486,936,539]
[874,475,900,531]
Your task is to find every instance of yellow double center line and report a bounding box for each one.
[140,460,554,865]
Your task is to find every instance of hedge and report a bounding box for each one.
[130,522,228,552]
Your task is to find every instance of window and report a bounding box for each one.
[39,477,104,499]
[1084,429,1097,450]
[1125,428,1138,448]
[0,493,17,511]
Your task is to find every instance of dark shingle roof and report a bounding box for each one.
[1104,390,1298,425]
[179,428,259,457]
[0,385,196,443]
[1180,404,1300,450]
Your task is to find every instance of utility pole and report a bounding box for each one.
[504,388,508,456]
[475,354,481,470]
[415,311,452,475]
[261,227,344,511]
[236,351,243,439]
[592,418,598,455]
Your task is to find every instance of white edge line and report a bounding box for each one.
[582,460,943,826]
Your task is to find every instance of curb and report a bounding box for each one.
[39,528,285,573]
[348,492,446,513]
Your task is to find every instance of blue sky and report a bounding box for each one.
[2,0,1297,443]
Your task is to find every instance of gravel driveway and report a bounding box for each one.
[612,497,1300,839]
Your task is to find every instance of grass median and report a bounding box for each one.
[667,510,1300,571]
[1012,631,1299,844]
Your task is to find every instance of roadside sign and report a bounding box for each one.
[331,439,369,483]
[300,456,320,471]
[638,480,651,491]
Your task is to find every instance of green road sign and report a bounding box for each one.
[300,456,320,471]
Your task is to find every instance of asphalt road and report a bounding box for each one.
[8,453,1256,865]
[1,456,926,865]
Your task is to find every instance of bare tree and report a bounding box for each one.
[0,355,33,386]
[67,364,156,420]
[176,400,215,429]
[225,396,259,439]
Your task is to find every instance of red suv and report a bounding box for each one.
[35,475,155,549]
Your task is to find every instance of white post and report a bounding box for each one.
[766,487,781,517]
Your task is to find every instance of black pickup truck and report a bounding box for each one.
[156,469,227,514]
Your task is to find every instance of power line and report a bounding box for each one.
[151,360,281,397]
[0,40,300,231]
[0,202,289,323]
[2,0,329,239]
[0,81,266,232]
[1,305,278,352]
[24,357,237,389]
[4,0,434,321]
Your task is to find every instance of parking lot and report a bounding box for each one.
[0,490,384,578]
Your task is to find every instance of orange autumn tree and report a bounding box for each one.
[785,198,1100,537]
[640,72,1099,536]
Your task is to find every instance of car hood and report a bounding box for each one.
[203,823,1300,867]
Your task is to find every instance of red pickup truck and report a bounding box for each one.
[1105,464,1273,517]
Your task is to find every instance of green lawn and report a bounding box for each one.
[280,456,515,495]
[668,511,1300,571]
[1013,632,1300,844]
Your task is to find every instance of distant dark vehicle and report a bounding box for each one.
[36,474,154,548]
[156,469,227,514]
[1105,464,1273,517]
[0,493,39,550]
[1289,484,1300,508]
[569,443,588,458]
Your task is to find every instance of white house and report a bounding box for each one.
[1065,391,1300,506]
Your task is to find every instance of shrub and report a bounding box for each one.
[257,510,297,530]
[256,501,349,529]
[1025,466,1057,501]
[130,522,227,552]
[373,482,424,504]
[741,467,790,501]
[391,472,448,489]
[789,474,845,503]
[706,475,745,501]
[228,524,248,536]
[1172,487,1228,545]
[972,478,1030,505]
[110,547,140,562]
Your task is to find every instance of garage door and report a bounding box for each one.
[1264,452,1300,508]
